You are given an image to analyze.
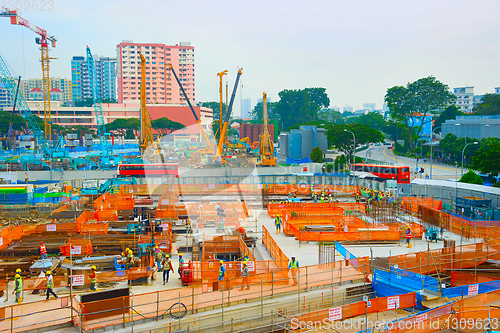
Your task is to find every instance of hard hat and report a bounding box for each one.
[165,254,169,258]
[16,268,21,273]
[40,241,44,244]
[15,274,20,278]
[219,260,223,264]
[291,255,296,258]
[179,253,183,256]
[46,271,51,275]
[155,246,158,249]
[91,266,96,270]
[243,260,248,265]
[125,248,129,252]
[128,250,133,254]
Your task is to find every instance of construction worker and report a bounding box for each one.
[329,194,333,203]
[154,246,163,272]
[310,185,314,198]
[405,227,412,248]
[89,266,98,292]
[320,194,325,203]
[46,271,58,299]
[289,256,299,285]
[162,254,173,285]
[13,271,22,303]
[39,241,48,260]
[218,260,226,282]
[356,193,360,203]
[239,260,250,291]
[178,253,184,278]
[126,250,135,269]
[275,215,282,234]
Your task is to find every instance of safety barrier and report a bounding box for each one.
[294,293,416,325]
[267,202,366,218]
[262,225,289,269]
[0,225,23,251]
[379,288,500,333]
[442,280,500,298]
[450,271,499,286]
[390,240,500,275]
[59,238,92,256]
[288,223,401,243]
[402,197,442,213]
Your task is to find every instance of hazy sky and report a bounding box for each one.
[1,0,500,116]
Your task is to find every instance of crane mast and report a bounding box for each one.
[217,68,243,164]
[0,8,57,141]
[260,92,276,166]
[139,51,154,154]
[216,70,228,145]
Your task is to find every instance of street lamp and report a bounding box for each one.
[429,125,442,180]
[461,141,478,177]
[344,129,356,167]
[365,147,374,163]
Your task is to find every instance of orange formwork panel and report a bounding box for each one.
[59,238,92,256]
[287,223,401,243]
[267,202,366,218]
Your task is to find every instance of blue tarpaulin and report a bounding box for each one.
[285,157,312,164]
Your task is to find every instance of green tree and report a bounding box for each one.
[317,109,344,124]
[200,101,227,142]
[273,88,330,130]
[472,94,500,115]
[470,137,500,176]
[334,155,347,172]
[346,112,387,132]
[74,98,94,107]
[459,170,483,185]
[101,98,118,104]
[384,76,456,150]
[106,118,140,135]
[310,147,324,163]
[433,105,463,130]
[152,117,185,134]
[326,123,384,156]
[0,111,26,135]
[250,101,279,121]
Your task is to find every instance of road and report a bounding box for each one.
[356,145,466,180]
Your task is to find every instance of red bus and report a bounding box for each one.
[351,164,410,184]
[118,163,179,178]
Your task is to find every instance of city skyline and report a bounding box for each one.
[1,0,499,112]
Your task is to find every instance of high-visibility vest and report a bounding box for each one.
[289,260,298,269]
[15,277,22,292]
[39,245,47,255]
[242,266,249,277]
[155,249,163,259]
[47,275,53,289]
[90,271,96,283]
[275,217,281,226]
[406,229,412,239]
[219,265,225,277]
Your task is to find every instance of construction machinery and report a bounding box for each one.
[216,70,228,145]
[167,64,214,155]
[139,50,163,163]
[216,68,243,164]
[8,75,21,149]
[80,177,137,196]
[86,46,116,168]
[259,93,276,166]
[1,8,57,141]
[0,54,53,159]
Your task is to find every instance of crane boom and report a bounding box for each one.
[217,68,243,163]
[260,92,276,166]
[0,54,52,158]
[167,64,212,150]
[86,46,113,165]
[139,51,154,154]
[1,8,57,142]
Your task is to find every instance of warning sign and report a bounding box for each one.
[329,307,342,321]
[70,246,81,255]
[46,224,56,231]
[72,275,85,286]
[246,261,255,272]
[387,296,400,309]
[468,284,479,296]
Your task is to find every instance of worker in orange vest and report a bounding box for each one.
[39,241,47,260]
[405,227,412,248]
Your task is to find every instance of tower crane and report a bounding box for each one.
[259,92,276,166]
[138,50,154,154]
[0,8,57,141]
[216,68,243,165]
[86,46,115,167]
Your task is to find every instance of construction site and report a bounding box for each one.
[0,6,500,333]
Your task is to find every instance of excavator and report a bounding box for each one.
[259,93,276,166]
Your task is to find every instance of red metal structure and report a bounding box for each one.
[351,163,411,183]
[118,163,179,177]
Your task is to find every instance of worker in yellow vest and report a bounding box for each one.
[46,271,58,299]
[13,270,22,303]
[288,256,299,286]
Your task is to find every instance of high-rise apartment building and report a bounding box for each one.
[71,55,117,102]
[0,83,13,111]
[21,78,72,102]
[453,86,474,113]
[116,41,195,104]
[241,98,251,119]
